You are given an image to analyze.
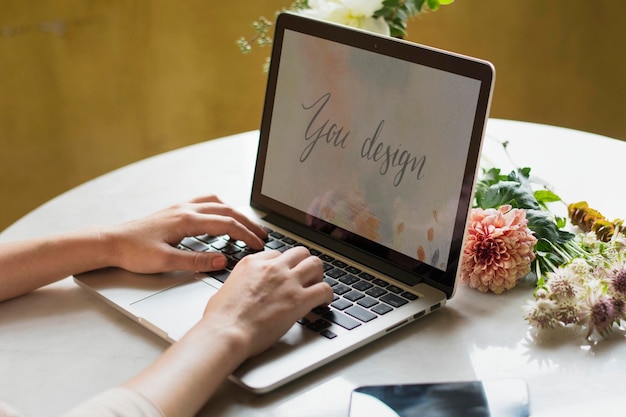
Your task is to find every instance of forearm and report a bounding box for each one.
[0,228,112,302]
[123,320,249,417]
[122,248,331,416]
[0,197,269,302]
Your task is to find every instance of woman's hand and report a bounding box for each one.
[202,246,333,358]
[103,195,268,274]
[124,246,333,417]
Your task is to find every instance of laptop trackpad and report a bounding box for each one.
[130,278,218,341]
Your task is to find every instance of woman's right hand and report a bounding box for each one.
[201,246,333,358]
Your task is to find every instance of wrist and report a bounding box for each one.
[126,317,253,417]
[95,224,129,270]
[191,317,252,365]
[92,226,117,268]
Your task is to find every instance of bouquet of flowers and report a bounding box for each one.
[462,158,626,341]
[237,0,453,71]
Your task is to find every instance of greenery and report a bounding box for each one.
[376,0,454,37]
[473,166,578,280]
[237,0,454,71]
[471,152,626,341]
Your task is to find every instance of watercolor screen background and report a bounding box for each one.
[261,30,481,271]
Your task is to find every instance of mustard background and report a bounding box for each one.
[1,1,624,231]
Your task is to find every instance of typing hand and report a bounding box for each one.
[103,195,268,274]
[202,246,333,358]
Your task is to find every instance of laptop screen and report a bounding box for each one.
[252,13,494,296]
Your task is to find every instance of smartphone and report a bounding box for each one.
[348,379,529,417]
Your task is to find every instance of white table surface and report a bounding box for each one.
[2,119,625,416]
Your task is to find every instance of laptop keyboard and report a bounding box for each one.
[178,228,419,340]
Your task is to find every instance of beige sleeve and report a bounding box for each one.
[0,400,23,417]
[61,387,165,417]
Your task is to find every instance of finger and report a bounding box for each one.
[181,213,266,250]
[302,281,334,308]
[238,248,281,263]
[163,248,228,272]
[274,246,313,268]
[189,203,268,242]
[187,195,223,205]
[178,197,266,240]
[289,254,324,286]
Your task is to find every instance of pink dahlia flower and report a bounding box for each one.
[461,205,537,294]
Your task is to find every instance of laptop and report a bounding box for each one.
[74,12,494,394]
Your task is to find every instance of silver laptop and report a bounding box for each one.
[74,13,494,394]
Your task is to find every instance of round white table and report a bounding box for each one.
[1,119,625,416]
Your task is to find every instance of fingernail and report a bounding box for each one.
[212,256,227,270]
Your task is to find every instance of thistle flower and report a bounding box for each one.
[555,299,580,325]
[608,262,626,297]
[578,290,615,338]
[469,163,626,342]
[525,241,626,340]
[611,297,626,322]
[461,206,537,294]
[524,298,559,329]
[546,271,578,300]
[569,257,590,276]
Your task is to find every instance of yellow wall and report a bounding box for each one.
[1,1,624,231]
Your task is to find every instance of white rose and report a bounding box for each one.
[300,0,390,36]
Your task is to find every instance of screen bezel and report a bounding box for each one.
[251,12,494,298]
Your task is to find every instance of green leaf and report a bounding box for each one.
[536,245,568,266]
[517,167,532,180]
[374,7,393,18]
[404,2,417,15]
[387,19,408,37]
[473,168,501,207]
[534,189,562,206]
[526,209,560,242]
[556,229,575,244]
[525,211,575,266]
[479,181,541,210]
[426,0,440,10]
[479,167,502,185]
[412,0,427,11]
[395,8,408,22]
